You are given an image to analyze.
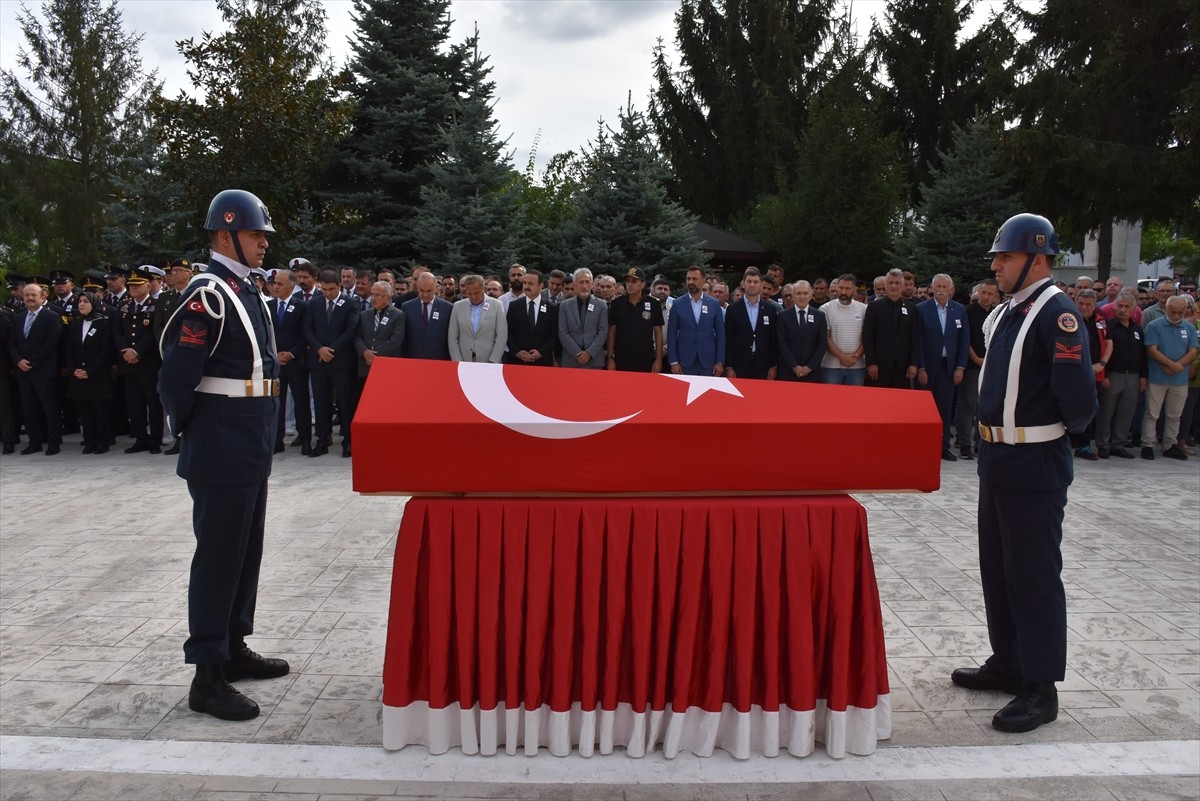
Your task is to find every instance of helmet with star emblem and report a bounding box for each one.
[989,214,1059,256]
[204,189,275,234]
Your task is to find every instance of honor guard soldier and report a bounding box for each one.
[159,189,286,721]
[950,213,1097,733]
[155,258,192,455]
[115,266,164,453]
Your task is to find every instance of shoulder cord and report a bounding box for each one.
[157,275,279,383]
[978,285,1063,430]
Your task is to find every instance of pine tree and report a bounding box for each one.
[410,30,522,276]
[321,0,461,271]
[560,97,707,282]
[869,0,1016,209]
[650,0,837,226]
[512,146,585,272]
[0,0,159,271]
[102,126,193,264]
[890,119,1022,291]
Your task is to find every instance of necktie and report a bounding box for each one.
[374,310,382,331]
[797,308,804,328]
[24,312,35,336]
[277,301,286,324]
[423,302,430,328]
[303,291,310,302]
[327,299,334,321]
[528,298,536,328]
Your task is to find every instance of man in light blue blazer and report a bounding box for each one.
[557,268,608,368]
[667,266,725,376]
[916,273,971,460]
[448,274,508,364]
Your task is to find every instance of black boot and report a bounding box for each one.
[188,664,259,720]
[223,642,290,681]
[992,681,1058,732]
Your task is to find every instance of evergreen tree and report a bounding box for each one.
[869,0,1016,209]
[154,0,351,262]
[650,0,837,226]
[890,119,1022,291]
[288,201,323,261]
[410,31,522,276]
[322,0,461,271]
[103,125,193,265]
[1006,0,1197,278]
[512,144,585,272]
[560,97,707,282]
[0,0,159,271]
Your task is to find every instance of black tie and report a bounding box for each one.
[423,302,430,328]
[528,298,536,328]
[327,299,334,321]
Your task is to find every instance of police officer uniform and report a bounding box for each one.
[607,268,664,372]
[953,214,1097,734]
[158,189,287,722]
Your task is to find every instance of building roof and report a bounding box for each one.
[691,222,771,261]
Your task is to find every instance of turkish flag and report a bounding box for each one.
[352,360,942,495]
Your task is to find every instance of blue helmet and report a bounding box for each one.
[988,213,1058,256]
[204,189,275,233]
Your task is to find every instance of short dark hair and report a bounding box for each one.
[548,269,567,281]
[293,262,318,278]
[524,269,542,283]
[318,269,339,285]
[742,266,762,281]
[836,273,857,285]
[356,269,376,281]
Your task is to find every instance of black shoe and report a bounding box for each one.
[223,643,290,681]
[309,444,328,457]
[82,445,96,454]
[992,682,1058,733]
[951,664,1023,695]
[290,437,305,448]
[164,442,180,455]
[148,445,161,454]
[125,442,150,454]
[300,442,312,456]
[342,445,351,458]
[941,448,958,462]
[20,444,42,455]
[2,443,14,455]
[325,434,333,446]
[1110,447,1134,459]
[1141,447,1155,460]
[1073,447,1099,461]
[1097,447,1109,459]
[188,664,260,721]
[273,442,285,454]
[1163,445,1189,461]
[958,447,974,460]
[45,444,60,456]
[94,447,109,454]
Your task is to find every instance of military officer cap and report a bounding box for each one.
[104,265,128,280]
[146,266,166,278]
[266,269,280,283]
[5,274,26,291]
[30,275,52,290]
[80,270,106,291]
[624,267,648,282]
[191,263,207,274]
[166,257,191,271]
[50,269,74,285]
[127,266,154,286]
[250,267,269,282]
[288,257,313,270]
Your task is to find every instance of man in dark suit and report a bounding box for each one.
[916,273,971,460]
[667,266,725,376]
[9,282,62,454]
[506,269,557,366]
[400,272,452,361]
[863,267,919,390]
[305,269,359,457]
[776,280,827,382]
[724,266,778,380]
[355,280,406,378]
[267,268,311,454]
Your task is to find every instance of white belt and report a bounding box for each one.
[978,422,1065,445]
[196,376,280,398]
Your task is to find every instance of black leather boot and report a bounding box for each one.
[223,642,290,681]
[188,664,259,720]
[992,681,1058,732]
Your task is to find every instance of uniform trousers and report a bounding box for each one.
[1142,383,1188,449]
[977,457,1068,683]
[277,362,311,447]
[184,478,268,665]
[955,368,981,451]
[17,376,60,446]
[1096,372,1139,449]
[124,372,163,443]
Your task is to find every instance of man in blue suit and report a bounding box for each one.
[305,269,359,457]
[667,266,725,376]
[916,273,971,460]
[267,268,310,454]
[399,273,452,361]
[9,282,62,454]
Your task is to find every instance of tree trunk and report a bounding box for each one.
[1096,219,1113,282]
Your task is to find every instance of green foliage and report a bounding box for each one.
[1142,223,1200,278]
[559,97,707,282]
[891,119,1022,292]
[410,31,522,276]
[0,0,159,272]
[153,0,352,264]
[651,0,837,226]
[511,146,585,272]
[102,125,193,265]
[869,0,1017,208]
[321,0,461,271]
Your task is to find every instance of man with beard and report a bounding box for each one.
[819,274,867,386]
[667,266,724,376]
[863,267,918,390]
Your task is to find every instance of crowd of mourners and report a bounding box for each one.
[2,260,1197,464]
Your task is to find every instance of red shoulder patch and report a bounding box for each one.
[1053,337,1083,363]
[179,324,208,349]
[187,299,205,313]
[225,278,241,294]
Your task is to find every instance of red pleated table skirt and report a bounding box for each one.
[382,495,891,759]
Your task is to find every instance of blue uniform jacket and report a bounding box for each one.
[159,261,280,487]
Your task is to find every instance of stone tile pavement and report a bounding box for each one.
[1,435,1197,800]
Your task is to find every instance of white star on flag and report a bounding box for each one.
[663,373,744,405]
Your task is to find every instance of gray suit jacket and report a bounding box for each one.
[557,295,608,368]
[355,304,406,377]
[448,298,508,363]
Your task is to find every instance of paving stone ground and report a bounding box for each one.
[1,433,1197,800]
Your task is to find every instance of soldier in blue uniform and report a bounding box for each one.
[950,214,1097,733]
[159,189,287,721]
